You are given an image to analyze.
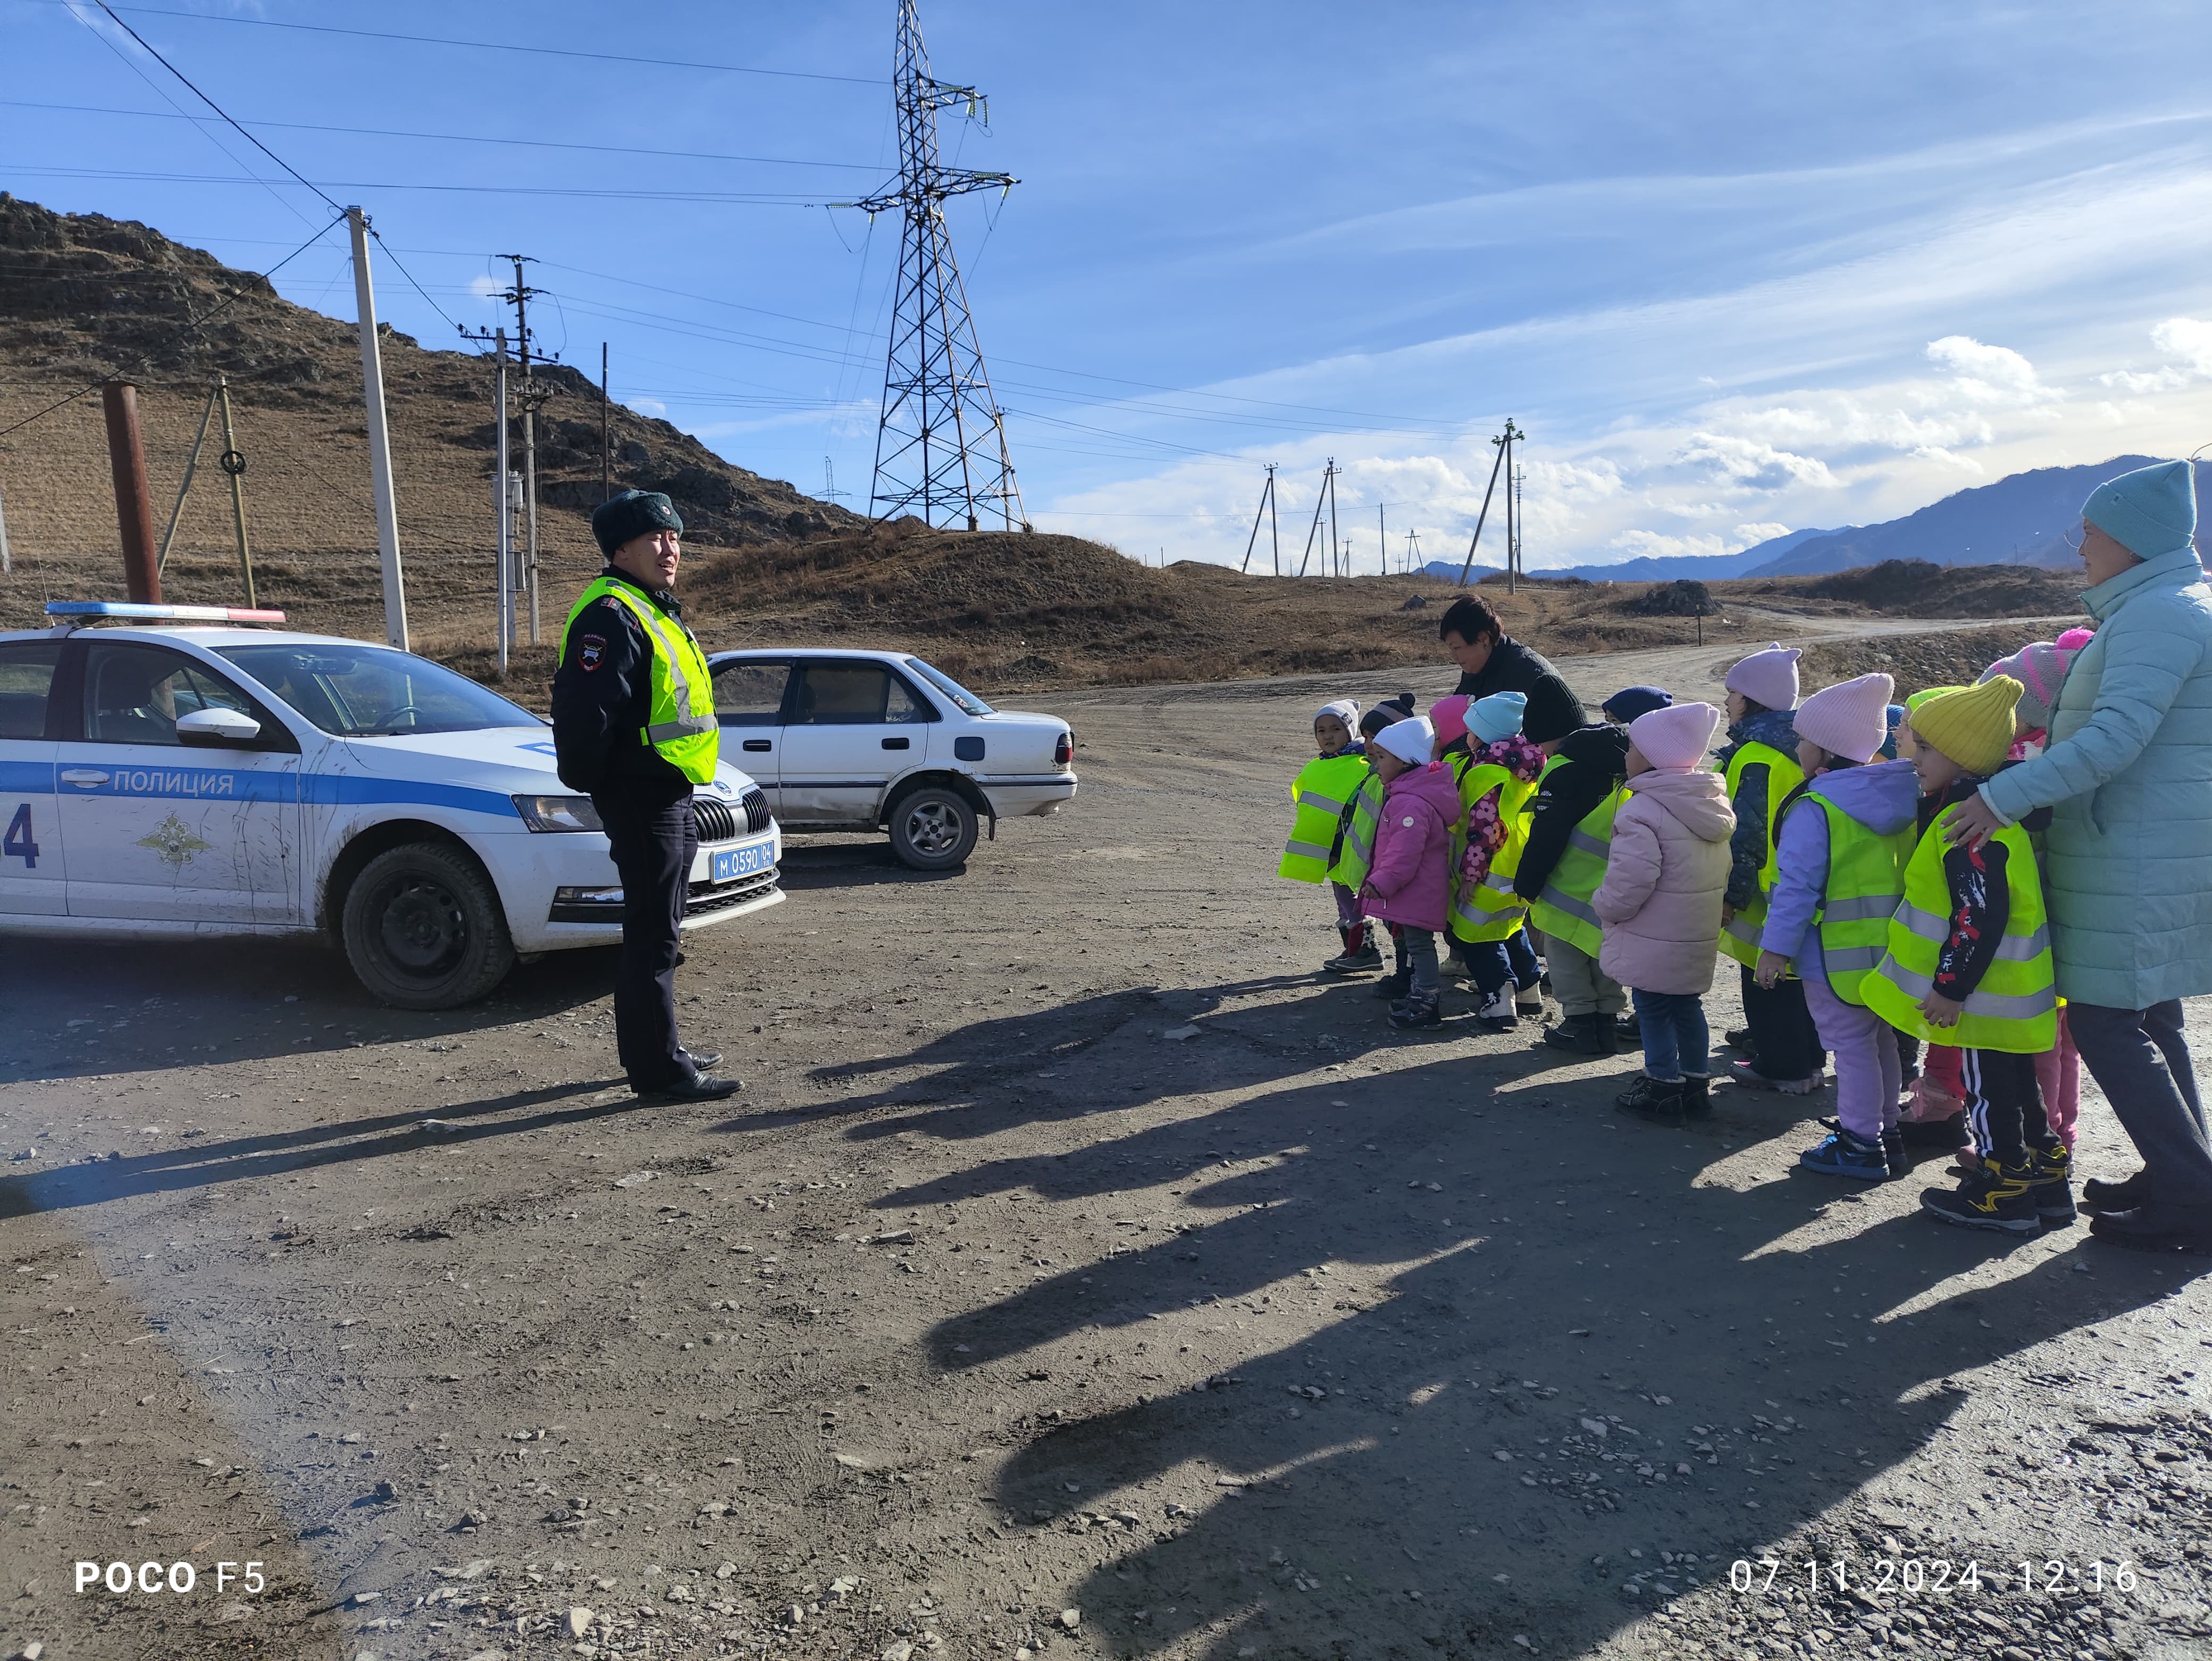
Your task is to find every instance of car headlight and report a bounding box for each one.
[513,794,604,833]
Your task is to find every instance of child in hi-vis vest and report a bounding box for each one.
[1441,691,1546,1030]
[1862,677,2067,1234]
[1754,673,1920,1182]
[1281,699,1372,974]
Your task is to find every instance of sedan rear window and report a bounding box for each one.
[904,657,993,716]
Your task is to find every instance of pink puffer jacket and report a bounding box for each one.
[1360,762,1461,933]
[1591,767,1736,995]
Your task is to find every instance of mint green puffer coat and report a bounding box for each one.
[1981,544,2212,1009]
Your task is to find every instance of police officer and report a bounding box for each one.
[552,490,740,1102]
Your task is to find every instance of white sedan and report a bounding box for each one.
[0,603,782,1009]
[705,648,1076,870]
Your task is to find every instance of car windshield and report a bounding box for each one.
[216,644,543,737]
[904,656,993,716]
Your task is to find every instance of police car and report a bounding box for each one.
[705,647,1077,870]
[0,603,783,1009]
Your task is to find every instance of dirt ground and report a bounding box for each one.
[3,629,2208,1661]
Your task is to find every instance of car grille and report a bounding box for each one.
[691,788,773,844]
[688,869,779,914]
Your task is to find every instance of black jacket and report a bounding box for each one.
[1921,767,2050,1002]
[550,569,697,798]
[1513,723,1631,902]
[1454,634,1565,701]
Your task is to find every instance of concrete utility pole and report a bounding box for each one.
[493,329,513,679]
[499,254,546,644]
[0,476,11,575]
[100,382,160,604]
[347,207,409,650]
[1238,464,1278,576]
[600,341,611,504]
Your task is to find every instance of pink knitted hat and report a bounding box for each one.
[1795,672,1896,764]
[1428,695,1471,749]
[1724,643,1802,711]
[1629,702,1723,771]
[1981,629,2092,731]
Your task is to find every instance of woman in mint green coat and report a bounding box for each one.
[1955,458,2212,1254]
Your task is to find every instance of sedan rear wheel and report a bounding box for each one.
[887,785,978,871]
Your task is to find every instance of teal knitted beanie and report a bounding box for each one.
[2082,460,2197,560]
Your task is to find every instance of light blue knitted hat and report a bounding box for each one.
[2083,460,2197,560]
[1469,690,1527,744]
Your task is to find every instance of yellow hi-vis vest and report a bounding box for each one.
[562,575,720,784]
[1446,756,1534,943]
[1528,754,1623,957]
[1716,739,1804,969]
[1859,805,2058,1052]
[1328,768,1384,891]
[1279,753,1369,883]
[1796,790,1913,1006]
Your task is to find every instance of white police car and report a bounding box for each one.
[705,648,1077,870]
[0,603,782,1009]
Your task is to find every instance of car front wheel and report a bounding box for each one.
[887,785,978,871]
[340,841,516,1008]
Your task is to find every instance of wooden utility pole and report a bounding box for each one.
[154,382,219,574]
[215,375,256,608]
[1239,463,1279,575]
[101,382,160,604]
[1456,417,1522,588]
[347,207,409,649]
[600,341,611,503]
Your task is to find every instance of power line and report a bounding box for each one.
[0,97,883,172]
[88,0,344,216]
[45,2,883,86]
[6,164,838,205]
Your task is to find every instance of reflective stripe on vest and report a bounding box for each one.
[1806,791,1913,1006]
[561,576,720,783]
[1447,759,1533,943]
[1530,782,1623,957]
[1280,753,1370,883]
[1716,739,1804,969]
[1859,806,2059,1051]
[1328,771,1384,891]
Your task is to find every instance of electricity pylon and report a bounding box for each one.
[847,0,1027,531]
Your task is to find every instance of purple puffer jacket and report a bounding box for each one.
[1360,761,1461,932]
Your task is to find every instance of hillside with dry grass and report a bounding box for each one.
[1,195,2088,702]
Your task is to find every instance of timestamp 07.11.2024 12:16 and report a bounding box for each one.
[1729,1558,2142,1598]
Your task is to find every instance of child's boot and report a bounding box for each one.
[1921,1158,2039,1234]
[1614,1074,1686,1123]
[1473,986,1518,1032]
[1541,1013,1616,1055]
[1723,1026,1756,1054]
[1680,1074,1712,1118]
[1388,991,1442,1030]
[1514,978,1547,1017]
[1798,1126,1890,1182]
[2027,1141,2077,1226]
[1881,1128,1907,1180]
[1325,924,1383,975]
[1372,967,1412,1000]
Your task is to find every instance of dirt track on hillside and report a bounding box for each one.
[3,627,2206,1661]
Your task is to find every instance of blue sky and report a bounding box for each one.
[7,0,2211,570]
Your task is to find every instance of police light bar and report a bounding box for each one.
[45,600,287,624]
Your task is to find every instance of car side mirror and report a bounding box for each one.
[176,707,263,747]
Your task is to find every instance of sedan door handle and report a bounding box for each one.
[61,769,111,787]
[881,737,910,750]
[742,739,772,753]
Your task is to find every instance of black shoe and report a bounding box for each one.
[1723,1026,1756,1054]
[2081,1168,2149,1215]
[1610,1012,1640,1042]
[1324,944,1385,974]
[674,951,688,967]
[638,1073,742,1103]
[2087,1208,2212,1255]
[1881,1128,1906,1179]
[1680,1075,1713,1117]
[683,1050,723,1072]
[1899,1112,1967,1147]
[1921,1161,2039,1235]
[1372,969,1413,1000]
[1388,994,1441,1030]
[1541,1013,1614,1056]
[1615,1074,1686,1123]
[2027,1142,2077,1225]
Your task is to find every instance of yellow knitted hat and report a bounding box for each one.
[1911,676,2021,775]
[1905,683,1967,715]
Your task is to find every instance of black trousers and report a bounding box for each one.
[1959,1047,2055,1166]
[593,784,697,1091]
[1739,963,1824,1082]
[2069,1000,2212,1224]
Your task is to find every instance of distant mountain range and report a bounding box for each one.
[1469,456,2209,585]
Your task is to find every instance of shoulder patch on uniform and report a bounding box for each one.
[579,634,606,671]
[596,594,625,611]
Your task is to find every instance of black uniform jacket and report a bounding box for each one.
[550,568,696,798]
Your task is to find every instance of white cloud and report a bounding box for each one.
[467,273,503,301]
[1925,335,2051,404]
[1735,521,1792,542]
[2152,316,2212,375]
[1674,432,1837,491]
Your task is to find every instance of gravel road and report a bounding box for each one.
[3,624,2207,1661]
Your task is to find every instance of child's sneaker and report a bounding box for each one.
[1514,979,1547,1016]
[1723,1026,1757,1053]
[1680,1075,1713,1118]
[1728,1058,1825,1096]
[1921,1161,2039,1234]
[2027,1143,2077,1226]
[1540,1013,1616,1055]
[1798,1127,1890,1181]
[1881,1128,1907,1180]
[1388,993,1441,1030]
[1615,1074,1686,1122]
[1372,968,1412,1000]
[1323,942,1384,974]
[1474,986,1518,1033]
